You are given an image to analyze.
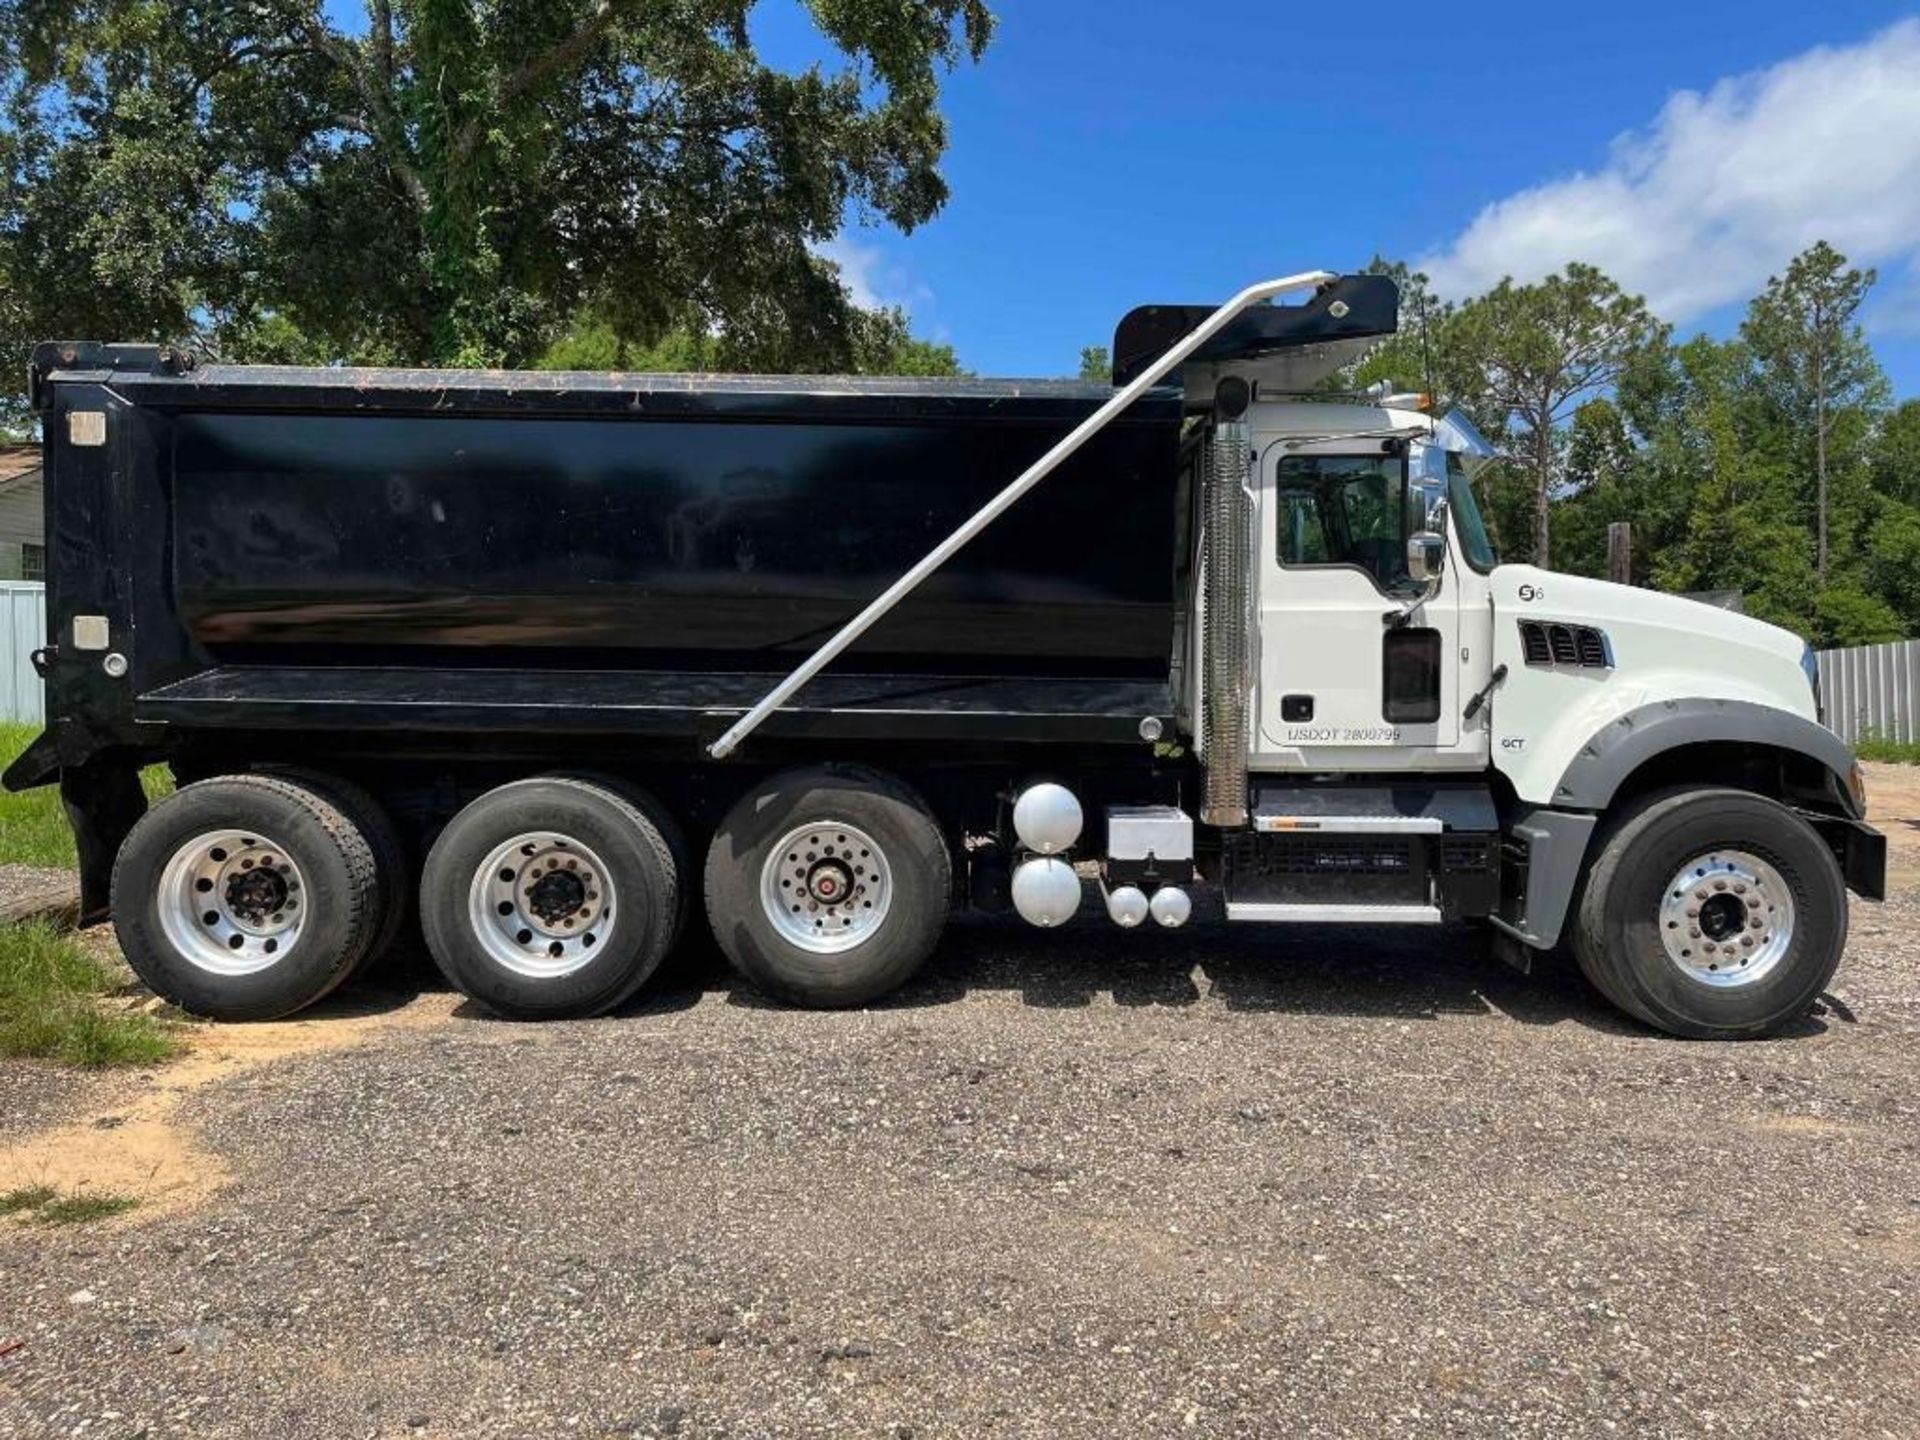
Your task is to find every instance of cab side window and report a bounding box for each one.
[1275,454,1415,592]
[1277,490,1330,564]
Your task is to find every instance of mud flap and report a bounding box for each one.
[1806,815,1887,903]
[60,758,149,925]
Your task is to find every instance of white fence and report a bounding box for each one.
[2,581,47,725]
[1817,638,1920,744]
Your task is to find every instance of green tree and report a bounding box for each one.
[0,0,992,415]
[1740,242,1886,585]
[1550,397,1639,579]
[1864,496,1920,631]
[1077,345,1110,383]
[1649,344,1814,632]
[1870,398,1920,508]
[1444,264,1665,569]
[1343,256,1453,396]
[536,303,962,376]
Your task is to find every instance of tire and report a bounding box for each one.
[258,767,409,978]
[419,775,682,1020]
[560,770,691,953]
[111,774,383,1021]
[1573,786,1848,1039]
[704,766,951,1008]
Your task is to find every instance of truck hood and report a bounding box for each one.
[1491,565,1817,721]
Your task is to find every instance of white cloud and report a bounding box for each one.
[1421,20,1920,324]
[814,236,933,314]
[1869,259,1920,339]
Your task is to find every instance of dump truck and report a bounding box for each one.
[5,270,1885,1038]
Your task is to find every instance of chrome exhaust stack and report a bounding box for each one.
[1200,379,1254,827]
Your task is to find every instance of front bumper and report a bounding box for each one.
[1811,816,1887,902]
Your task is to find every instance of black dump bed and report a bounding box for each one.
[162,369,1183,676]
[16,352,1187,768]
[12,275,1397,777]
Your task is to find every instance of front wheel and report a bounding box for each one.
[1573,787,1848,1039]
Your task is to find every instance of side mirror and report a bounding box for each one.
[1407,531,1446,584]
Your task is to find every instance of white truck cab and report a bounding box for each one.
[1139,281,1881,1039]
[1169,368,1881,1037]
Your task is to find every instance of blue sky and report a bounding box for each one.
[750,1,1920,393]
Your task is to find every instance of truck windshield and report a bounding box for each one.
[1447,452,1497,572]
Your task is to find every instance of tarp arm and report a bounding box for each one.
[706,268,1338,759]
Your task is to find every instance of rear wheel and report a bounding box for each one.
[258,767,409,978]
[1573,787,1848,1039]
[111,775,382,1021]
[705,766,950,1007]
[420,775,682,1020]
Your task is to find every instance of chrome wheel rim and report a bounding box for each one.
[1658,849,1796,987]
[759,821,892,954]
[157,830,307,976]
[468,832,616,979]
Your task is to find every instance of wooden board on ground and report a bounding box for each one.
[0,864,80,927]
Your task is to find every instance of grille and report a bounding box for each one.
[1440,836,1497,873]
[1518,620,1611,670]
[1231,835,1414,876]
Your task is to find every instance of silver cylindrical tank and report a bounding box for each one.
[1149,885,1192,928]
[1105,885,1150,928]
[1012,856,1082,927]
[1012,782,1083,856]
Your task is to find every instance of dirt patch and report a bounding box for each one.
[0,988,451,1222]
[1862,760,1920,884]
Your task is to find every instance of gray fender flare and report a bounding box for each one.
[1551,697,1860,817]
[1495,699,1860,951]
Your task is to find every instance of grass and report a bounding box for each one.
[1855,736,1920,765]
[36,1191,140,1224]
[0,1184,55,1215]
[0,920,183,1066]
[0,720,172,868]
[0,1184,139,1224]
[0,725,183,1068]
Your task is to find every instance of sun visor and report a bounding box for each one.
[1112,274,1399,403]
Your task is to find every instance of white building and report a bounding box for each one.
[0,445,43,581]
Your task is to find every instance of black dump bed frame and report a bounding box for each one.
[10,273,1399,792]
[12,356,1195,794]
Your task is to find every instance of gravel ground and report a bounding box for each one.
[0,1067,95,1144]
[3,787,1918,1439]
[0,866,77,925]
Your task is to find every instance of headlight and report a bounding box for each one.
[1800,644,1823,721]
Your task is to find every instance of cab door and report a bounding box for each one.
[1251,439,1464,766]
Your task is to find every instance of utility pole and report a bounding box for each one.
[1607,522,1632,586]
